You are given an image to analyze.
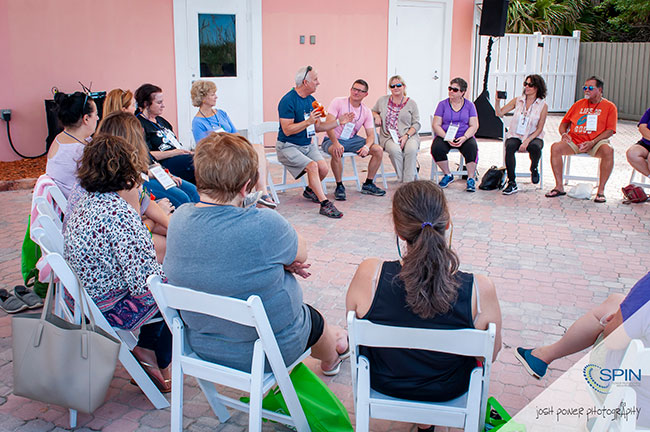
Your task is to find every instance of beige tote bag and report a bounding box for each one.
[12,276,121,413]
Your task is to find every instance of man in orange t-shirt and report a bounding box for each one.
[546,76,617,203]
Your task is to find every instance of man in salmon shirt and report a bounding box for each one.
[546,76,617,203]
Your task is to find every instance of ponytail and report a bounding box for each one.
[392,181,460,319]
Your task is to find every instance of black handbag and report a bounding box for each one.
[479,166,506,190]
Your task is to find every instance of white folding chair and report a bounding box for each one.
[348,311,496,432]
[590,339,650,432]
[321,145,362,191]
[147,275,310,432]
[563,154,600,185]
[501,115,544,189]
[629,169,650,190]
[430,115,467,182]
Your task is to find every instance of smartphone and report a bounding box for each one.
[497,91,507,100]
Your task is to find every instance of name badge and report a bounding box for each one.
[149,164,176,190]
[516,116,530,135]
[388,128,400,144]
[586,114,598,132]
[445,124,459,142]
[213,126,225,133]
[305,113,316,138]
[339,121,355,140]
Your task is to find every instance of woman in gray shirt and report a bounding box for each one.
[164,133,349,374]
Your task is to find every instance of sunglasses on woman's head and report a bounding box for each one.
[523,82,535,88]
[448,86,461,92]
[583,85,595,91]
[389,83,403,89]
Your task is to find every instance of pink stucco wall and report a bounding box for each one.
[0,0,178,161]
[450,0,476,92]
[261,1,390,126]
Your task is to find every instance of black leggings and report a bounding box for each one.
[136,316,172,369]
[431,136,478,164]
[504,137,543,182]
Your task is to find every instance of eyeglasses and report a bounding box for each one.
[448,86,461,92]
[351,87,368,93]
[523,82,535,88]
[389,83,403,89]
[583,85,595,91]
[302,66,312,83]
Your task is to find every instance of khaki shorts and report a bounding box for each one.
[276,140,324,179]
[567,139,611,157]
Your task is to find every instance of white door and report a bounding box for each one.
[173,0,262,146]
[388,0,452,134]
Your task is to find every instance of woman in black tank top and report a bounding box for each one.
[346,181,502,430]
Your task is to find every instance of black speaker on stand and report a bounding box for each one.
[474,0,510,139]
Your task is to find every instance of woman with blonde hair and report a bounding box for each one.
[372,75,421,183]
[103,88,137,115]
[190,79,276,208]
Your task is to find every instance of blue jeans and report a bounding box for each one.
[144,178,200,207]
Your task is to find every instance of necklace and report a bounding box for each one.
[199,108,222,130]
[348,98,362,122]
[63,130,86,145]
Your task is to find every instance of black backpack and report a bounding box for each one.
[479,166,506,190]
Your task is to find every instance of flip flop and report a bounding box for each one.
[545,188,567,198]
[0,289,29,314]
[13,285,44,309]
[322,357,343,376]
[594,194,606,203]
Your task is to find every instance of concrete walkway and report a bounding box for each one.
[0,116,647,431]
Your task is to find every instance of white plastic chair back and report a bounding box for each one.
[147,275,310,432]
[348,311,496,432]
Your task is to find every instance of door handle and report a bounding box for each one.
[433,70,439,80]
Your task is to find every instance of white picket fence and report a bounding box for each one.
[474,31,581,112]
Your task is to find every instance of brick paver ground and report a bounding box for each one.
[0,115,648,431]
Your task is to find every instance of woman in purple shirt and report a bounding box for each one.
[626,107,650,178]
[431,78,479,192]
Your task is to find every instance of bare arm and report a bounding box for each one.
[346,258,382,318]
[294,232,307,263]
[432,115,446,138]
[372,111,382,127]
[280,109,321,136]
[464,116,479,138]
[144,200,170,229]
[495,97,517,118]
[472,274,502,362]
[150,149,191,161]
[639,122,650,141]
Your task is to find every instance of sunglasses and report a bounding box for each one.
[389,83,403,89]
[583,85,595,91]
[448,86,461,92]
[523,82,535,88]
[79,81,93,116]
[302,66,312,83]
[351,87,368,93]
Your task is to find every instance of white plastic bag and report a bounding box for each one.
[567,183,593,199]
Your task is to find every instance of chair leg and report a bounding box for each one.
[351,156,361,191]
[171,367,184,432]
[119,345,170,409]
[68,409,76,429]
[356,358,371,432]
[379,161,388,189]
[196,378,231,423]
[267,171,280,204]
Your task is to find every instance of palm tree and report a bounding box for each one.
[506,0,593,38]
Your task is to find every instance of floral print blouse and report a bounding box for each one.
[63,191,163,330]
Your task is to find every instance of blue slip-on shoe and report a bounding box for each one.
[438,174,454,188]
[514,347,547,379]
[466,177,476,192]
